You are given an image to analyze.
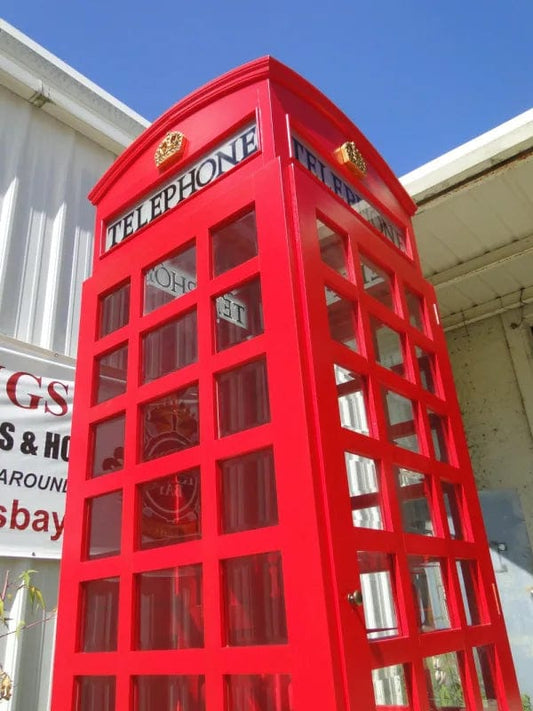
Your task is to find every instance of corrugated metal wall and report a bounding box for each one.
[0,83,116,357]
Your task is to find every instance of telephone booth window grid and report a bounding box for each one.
[77,202,291,710]
[306,196,498,710]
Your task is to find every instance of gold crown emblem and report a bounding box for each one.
[154,131,187,169]
[335,141,367,179]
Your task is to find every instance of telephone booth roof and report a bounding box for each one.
[89,57,416,258]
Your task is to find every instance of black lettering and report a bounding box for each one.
[332,175,343,197]
[0,422,14,451]
[44,431,60,460]
[61,435,70,462]
[150,193,163,221]
[196,158,217,187]
[9,470,23,485]
[136,204,148,230]
[24,473,37,488]
[155,266,171,289]
[305,149,318,175]
[293,137,306,162]
[177,168,197,202]
[316,159,327,183]
[233,303,246,325]
[240,127,257,159]
[123,211,135,239]
[170,271,187,296]
[107,221,122,247]
[50,477,64,493]
[162,184,177,213]
[344,185,360,207]
[215,144,239,173]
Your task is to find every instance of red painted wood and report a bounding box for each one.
[51,57,521,711]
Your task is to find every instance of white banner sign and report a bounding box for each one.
[0,364,73,558]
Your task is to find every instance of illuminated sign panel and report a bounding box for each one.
[292,135,406,253]
[105,123,259,252]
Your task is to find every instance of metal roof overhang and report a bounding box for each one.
[401,109,533,331]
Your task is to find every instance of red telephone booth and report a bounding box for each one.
[51,58,521,711]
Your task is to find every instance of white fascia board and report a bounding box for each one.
[401,108,533,204]
[0,19,150,154]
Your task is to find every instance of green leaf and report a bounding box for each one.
[18,570,37,588]
[15,621,25,636]
[0,596,4,622]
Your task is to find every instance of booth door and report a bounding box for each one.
[291,165,511,711]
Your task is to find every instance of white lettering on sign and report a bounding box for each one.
[105,124,259,252]
[291,135,406,253]
[147,263,248,329]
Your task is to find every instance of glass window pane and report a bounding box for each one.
[371,318,404,376]
[212,210,257,276]
[144,243,196,315]
[76,676,115,711]
[81,578,119,652]
[137,564,203,650]
[325,288,357,351]
[416,347,436,393]
[424,652,465,709]
[442,481,465,540]
[383,390,419,452]
[372,664,409,707]
[429,410,449,463]
[405,288,424,330]
[135,675,205,711]
[220,449,278,533]
[408,556,450,632]
[473,646,500,709]
[138,468,201,549]
[317,219,347,276]
[142,310,197,383]
[396,467,434,536]
[335,365,369,435]
[142,386,199,461]
[86,491,122,559]
[344,452,382,529]
[360,256,394,310]
[456,560,482,625]
[358,552,400,639]
[222,551,288,646]
[225,675,293,711]
[95,344,128,403]
[91,414,125,478]
[217,358,270,437]
[99,282,129,338]
[215,278,263,351]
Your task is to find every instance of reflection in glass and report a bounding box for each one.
[429,410,449,463]
[212,210,257,276]
[91,414,125,478]
[317,219,347,276]
[222,551,287,646]
[215,278,263,351]
[137,564,203,650]
[473,646,500,709]
[405,288,424,330]
[360,256,394,310]
[142,386,199,461]
[76,676,115,711]
[335,365,369,435]
[86,491,122,559]
[138,469,201,549]
[81,578,119,652]
[424,652,465,709]
[220,449,278,533]
[396,467,434,536]
[358,551,399,639]
[372,665,408,707]
[408,556,450,632]
[99,282,130,338]
[135,676,205,711]
[142,310,197,382]
[325,288,357,351]
[344,452,382,529]
[225,675,293,711]
[456,560,482,625]
[370,318,404,376]
[383,390,419,452]
[95,345,128,403]
[416,347,436,393]
[217,358,270,437]
[144,243,196,315]
[442,481,465,540]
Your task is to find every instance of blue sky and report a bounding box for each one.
[2,1,531,175]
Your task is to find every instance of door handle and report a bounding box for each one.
[347,590,363,606]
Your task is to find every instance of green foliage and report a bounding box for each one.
[523,694,533,711]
